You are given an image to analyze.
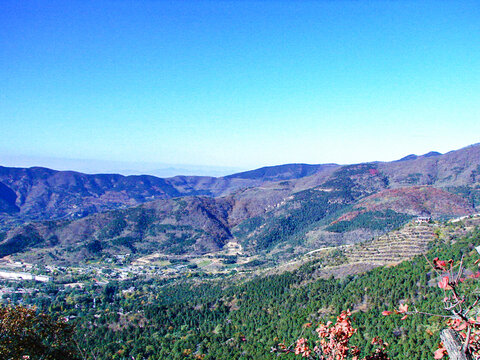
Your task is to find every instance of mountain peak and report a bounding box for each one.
[397,154,418,162]
[397,151,442,162]
[422,151,441,158]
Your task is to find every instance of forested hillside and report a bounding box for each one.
[3,219,480,359]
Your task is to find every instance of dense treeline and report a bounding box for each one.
[239,188,354,252]
[235,163,390,254]
[448,185,480,209]
[3,226,480,359]
[326,210,413,233]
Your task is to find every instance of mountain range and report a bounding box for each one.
[0,143,479,265]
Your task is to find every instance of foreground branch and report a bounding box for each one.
[440,329,473,360]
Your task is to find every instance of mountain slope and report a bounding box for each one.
[0,182,19,214]
[2,143,478,230]
[0,163,338,230]
[0,196,236,264]
[379,143,480,188]
[331,186,474,224]
[1,143,480,265]
[224,163,338,181]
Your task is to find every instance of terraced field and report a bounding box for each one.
[306,222,437,278]
[345,222,436,265]
[264,216,480,279]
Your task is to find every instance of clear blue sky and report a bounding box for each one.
[1,0,480,175]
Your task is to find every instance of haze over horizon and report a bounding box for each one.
[2,1,480,174]
[2,143,479,178]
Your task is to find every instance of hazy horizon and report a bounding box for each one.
[2,142,478,178]
[0,154,245,177]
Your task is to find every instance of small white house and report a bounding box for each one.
[416,216,431,224]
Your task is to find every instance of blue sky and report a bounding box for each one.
[1,1,480,176]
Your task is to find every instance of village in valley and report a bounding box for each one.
[2,214,479,310]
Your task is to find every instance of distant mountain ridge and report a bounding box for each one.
[397,151,442,161]
[224,163,338,181]
[1,143,479,264]
[0,163,337,229]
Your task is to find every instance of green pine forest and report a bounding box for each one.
[3,223,480,359]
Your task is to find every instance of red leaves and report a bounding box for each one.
[371,255,480,359]
[469,271,480,279]
[382,304,408,320]
[395,304,409,319]
[314,310,361,360]
[469,316,480,325]
[453,321,468,331]
[433,344,447,359]
[371,337,388,347]
[286,310,391,360]
[438,276,452,290]
[294,338,311,358]
[433,257,448,270]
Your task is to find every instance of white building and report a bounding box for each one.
[0,270,51,282]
